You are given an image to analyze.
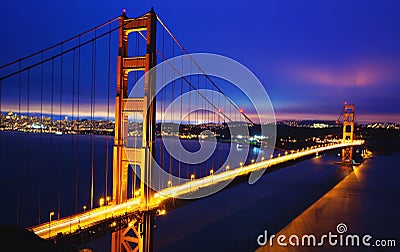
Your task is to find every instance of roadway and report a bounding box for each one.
[30,140,364,239]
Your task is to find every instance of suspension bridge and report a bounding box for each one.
[0,9,363,252]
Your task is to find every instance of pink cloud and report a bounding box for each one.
[282,59,399,87]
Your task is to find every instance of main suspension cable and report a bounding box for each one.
[0,17,119,70]
[156,16,255,125]
[1,16,137,81]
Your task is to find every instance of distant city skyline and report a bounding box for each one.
[1,110,399,126]
[0,0,399,123]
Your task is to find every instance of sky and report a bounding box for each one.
[0,0,399,123]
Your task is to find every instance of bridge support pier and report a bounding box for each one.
[141,211,156,252]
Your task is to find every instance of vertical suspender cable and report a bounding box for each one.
[188,62,192,124]
[90,30,97,209]
[71,48,76,214]
[90,36,94,209]
[93,31,97,204]
[211,78,213,124]
[210,78,214,174]
[162,63,167,187]
[24,69,30,226]
[38,52,44,224]
[133,83,137,197]
[16,61,22,225]
[49,58,55,217]
[223,91,226,124]
[58,44,64,220]
[207,79,210,126]
[211,79,214,173]
[134,31,139,195]
[105,23,111,200]
[217,90,221,169]
[186,61,192,183]
[75,37,81,213]
[195,74,199,178]
[169,39,174,183]
[50,58,55,216]
[230,99,232,124]
[178,50,183,185]
[196,75,199,126]
[161,26,165,189]
[234,100,236,122]
[203,77,206,176]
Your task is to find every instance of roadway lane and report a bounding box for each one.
[30,140,363,239]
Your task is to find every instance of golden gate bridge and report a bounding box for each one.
[0,9,362,252]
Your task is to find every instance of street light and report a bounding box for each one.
[49,211,55,238]
[168,180,172,187]
[83,205,87,212]
[99,197,105,207]
[190,174,195,192]
[226,165,230,171]
[210,169,214,175]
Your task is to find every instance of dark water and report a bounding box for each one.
[0,131,271,228]
[1,132,398,252]
[153,154,348,251]
[152,154,400,252]
[0,131,113,226]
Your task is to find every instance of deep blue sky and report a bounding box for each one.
[1,0,399,122]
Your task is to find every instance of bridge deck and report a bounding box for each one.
[30,141,363,240]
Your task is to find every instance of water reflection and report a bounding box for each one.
[256,155,400,252]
